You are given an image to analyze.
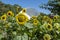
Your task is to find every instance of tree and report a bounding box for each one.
[0,1,22,16]
[40,0,60,15]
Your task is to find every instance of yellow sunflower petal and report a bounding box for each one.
[22,8,26,13]
[7,11,14,16]
[1,14,7,21]
[33,19,39,26]
[47,23,52,31]
[16,13,28,25]
[43,34,51,40]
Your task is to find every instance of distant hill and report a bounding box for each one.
[26,8,39,16]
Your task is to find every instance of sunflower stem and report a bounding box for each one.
[21,35,22,40]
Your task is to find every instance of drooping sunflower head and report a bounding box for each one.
[16,6,20,12]
[16,13,28,25]
[0,29,3,33]
[4,23,11,28]
[54,23,60,29]
[43,16,49,21]
[47,18,52,24]
[7,11,14,16]
[53,15,59,19]
[22,8,26,13]
[31,16,37,19]
[43,34,51,40]
[33,19,39,26]
[1,14,7,21]
[47,23,52,31]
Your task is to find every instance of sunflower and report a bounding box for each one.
[46,23,52,31]
[33,19,39,26]
[16,13,28,25]
[43,34,51,40]
[42,16,49,22]
[7,11,14,16]
[47,18,52,24]
[53,15,59,19]
[1,14,7,21]
[31,16,37,19]
[22,8,26,13]
[54,23,60,29]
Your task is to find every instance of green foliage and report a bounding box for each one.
[0,13,60,40]
[0,1,22,16]
[40,0,60,15]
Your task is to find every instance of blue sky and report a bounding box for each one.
[0,0,50,14]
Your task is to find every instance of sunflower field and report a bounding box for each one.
[0,8,60,40]
[0,1,60,40]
